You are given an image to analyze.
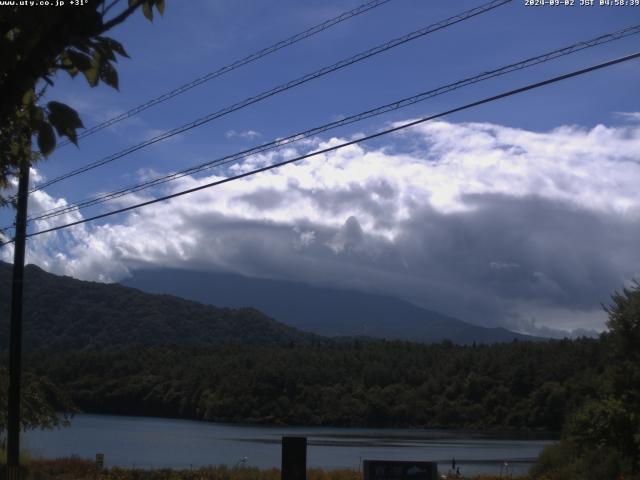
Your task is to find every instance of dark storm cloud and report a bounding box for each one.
[16,118,640,334]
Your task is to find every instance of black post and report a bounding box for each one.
[281,436,307,480]
[6,160,30,480]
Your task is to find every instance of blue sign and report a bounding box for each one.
[363,460,438,480]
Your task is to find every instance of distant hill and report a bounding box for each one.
[0,262,317,352]
[122,268,542,344]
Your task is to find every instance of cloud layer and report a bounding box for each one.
[5,116,640,336]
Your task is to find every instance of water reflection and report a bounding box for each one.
[24,414,554,477]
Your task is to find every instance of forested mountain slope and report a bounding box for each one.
[0,262,317,351]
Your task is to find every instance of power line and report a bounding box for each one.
[30,0,512,193]
[57,0,394,147]
[26,24,640,224]
[6,50,637,245]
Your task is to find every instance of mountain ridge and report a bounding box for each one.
[0,262,318,352]
[122,267,542,344]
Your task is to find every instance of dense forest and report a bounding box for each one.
[28,338,605,432]
[0,262,637,478]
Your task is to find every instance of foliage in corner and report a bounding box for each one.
[0,366,76,438]
[0,0,165,431]
[0,0,166,195]
[531,282,640,480]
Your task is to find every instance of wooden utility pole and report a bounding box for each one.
[5,158,30,480]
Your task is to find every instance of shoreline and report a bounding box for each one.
[57,412,560,440]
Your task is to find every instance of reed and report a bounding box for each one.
[4,458,529,480]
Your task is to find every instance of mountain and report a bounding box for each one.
[122,268,541,344]
[0,262,317,352]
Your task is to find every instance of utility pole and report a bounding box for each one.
[6,158,30,480]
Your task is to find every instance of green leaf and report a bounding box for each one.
[92,40,116,62]
[66,49,92,72]
[22,89,36,106]
[47,101,83,145]
[4,27,20,42]
[99,62,119,90]
[59,52,79,78]
[29,104,45,127]
[48,102,83,129]
[142,1,153,21]
[37,122,56,157]
[81,66,99,87]
[92,50,106,69]
[98,37,129,59]
[65,50,95,84]
[65,66,79,78]
[71,41,92,54]
[156,0,165,16]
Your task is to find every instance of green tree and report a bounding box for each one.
[606,281,640,345]
[532,283,640,479]
[0,0,165,204]
[601,282,640,472]
[0,0,166,439]
[0,366,75,446]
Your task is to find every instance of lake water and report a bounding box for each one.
[24,414,554,477]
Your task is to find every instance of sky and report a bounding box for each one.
[2,0,640,337]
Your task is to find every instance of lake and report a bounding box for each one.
[24,414,554,477]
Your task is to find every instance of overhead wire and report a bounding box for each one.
[26,24,640,225]
[4,50,637,246]
[29,0,512,194]
[57,0,395,147]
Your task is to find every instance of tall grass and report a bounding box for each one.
[97,466,360,480]
[1,458,528,480]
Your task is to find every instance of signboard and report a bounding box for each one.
[363,460,438,480]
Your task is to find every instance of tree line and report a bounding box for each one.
[27,337,604,432]
[1,282,638,479]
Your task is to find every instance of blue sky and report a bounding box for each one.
[3,0,640,336]
[29,0,640,201]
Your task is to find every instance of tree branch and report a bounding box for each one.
[103,0,124,16]
[99,1,141,34]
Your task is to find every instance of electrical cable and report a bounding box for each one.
[30,0,512,193]
[57,0,395,147]
[27,24,640,224]
[3,49,636,246]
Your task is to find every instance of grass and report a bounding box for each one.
[7,461,361,480]
[1,458,529,480]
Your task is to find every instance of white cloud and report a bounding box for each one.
[490,261,520,271]
[614,111,640,122]
[15,118,640,335]
[225,129,262,140]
